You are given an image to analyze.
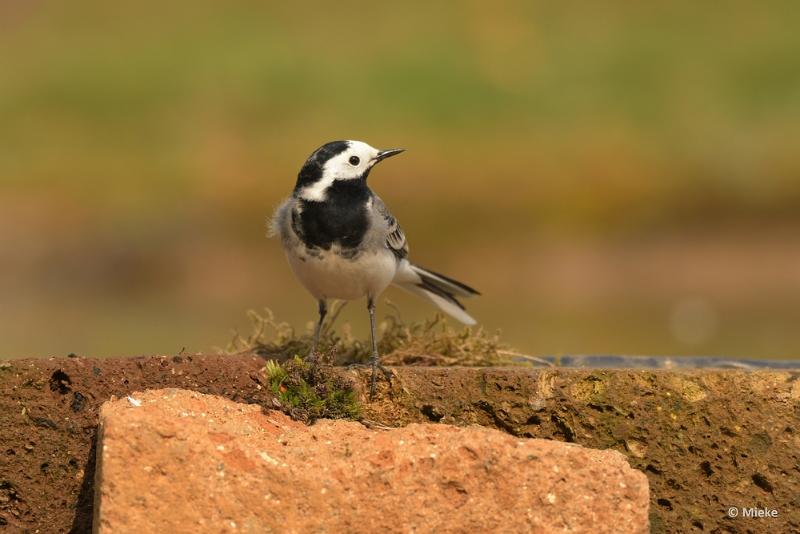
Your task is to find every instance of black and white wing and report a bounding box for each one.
[372,195,408,260]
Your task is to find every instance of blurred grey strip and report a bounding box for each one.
[514,355,800,369]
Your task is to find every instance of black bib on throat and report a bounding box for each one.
[294,180,371,251]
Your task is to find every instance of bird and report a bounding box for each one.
[270,140,480,397]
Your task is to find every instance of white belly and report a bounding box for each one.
[286,247,398,301]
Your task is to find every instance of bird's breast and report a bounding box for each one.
[286,246,397,301]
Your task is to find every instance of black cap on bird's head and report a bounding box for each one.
[294,140,404,201]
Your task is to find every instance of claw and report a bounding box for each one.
[348,361,393,399]
[368,359,394,399]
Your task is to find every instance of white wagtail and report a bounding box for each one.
[270,140,479,396]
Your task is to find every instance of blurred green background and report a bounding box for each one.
[2,0,799,359]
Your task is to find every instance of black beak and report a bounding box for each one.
[374,148,405,163]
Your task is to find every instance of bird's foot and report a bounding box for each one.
[347,359,393,399]
[370,358,393,400]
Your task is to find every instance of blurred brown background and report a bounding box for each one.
[1,1,799,359]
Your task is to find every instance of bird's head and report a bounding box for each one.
[293,140,404,201]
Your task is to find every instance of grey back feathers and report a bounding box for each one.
[373,195,408,260]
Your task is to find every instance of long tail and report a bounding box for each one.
[392,260,480,325]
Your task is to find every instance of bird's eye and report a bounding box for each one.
[348,156,360,166]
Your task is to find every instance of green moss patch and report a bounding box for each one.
[264,356,360,423]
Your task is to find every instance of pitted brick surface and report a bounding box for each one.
[94,388,649,533]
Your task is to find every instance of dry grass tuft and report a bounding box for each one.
[225,301,550,367]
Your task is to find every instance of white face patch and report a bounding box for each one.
[298,140,380,201]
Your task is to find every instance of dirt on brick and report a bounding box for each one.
[0,354,798,533]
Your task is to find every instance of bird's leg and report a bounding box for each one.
[308,299,327,360]
[367,297,393,399]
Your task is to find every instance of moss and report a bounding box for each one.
[227,305,549,422]
[570,374,608,401]
[678,379,707,402]
[264,356,360,423]
[225,303,546,368]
